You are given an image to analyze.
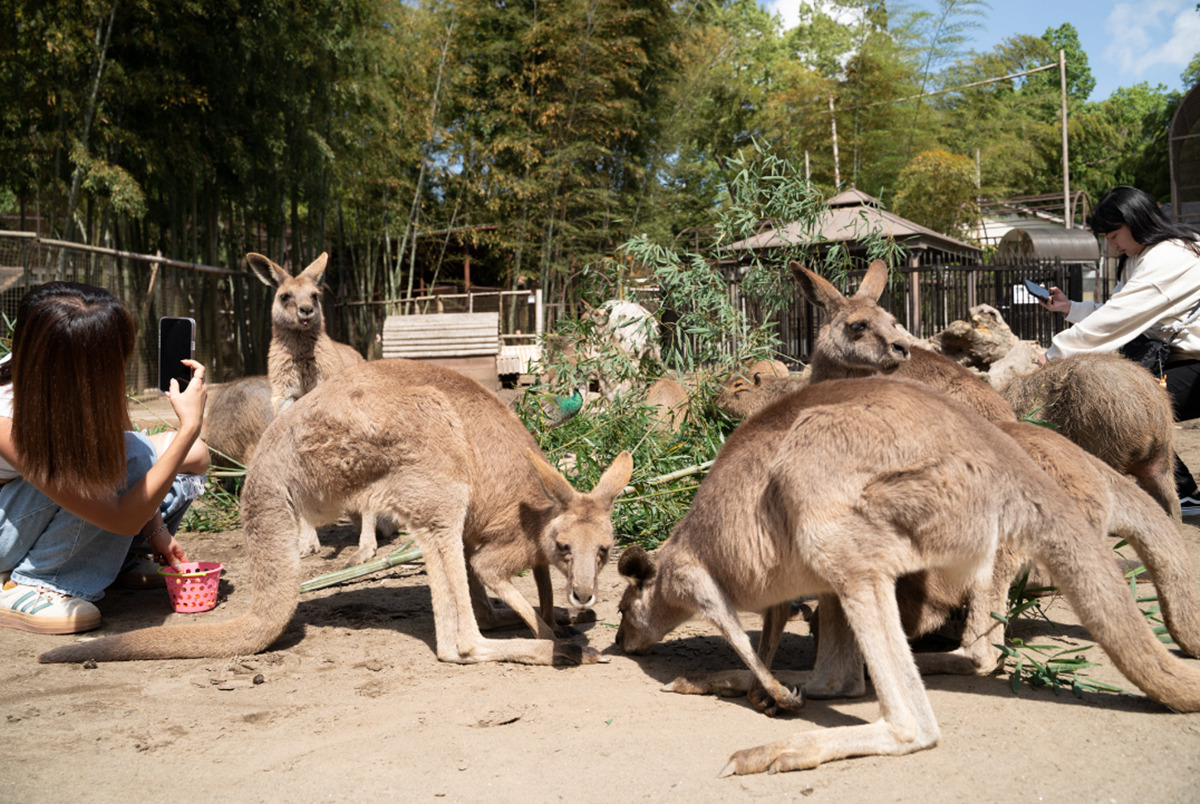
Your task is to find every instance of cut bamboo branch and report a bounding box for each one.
[300,539,422,593]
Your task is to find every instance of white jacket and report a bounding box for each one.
[1047,238,1200,360]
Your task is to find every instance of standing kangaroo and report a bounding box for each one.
[247,251,365,416]
[41,359,632,666]
[787,260,1200,669]
[616,377,1200,774]
[247,251,381,564]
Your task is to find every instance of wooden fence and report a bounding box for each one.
[0,231,1108,388]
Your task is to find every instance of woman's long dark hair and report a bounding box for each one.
[5,282,135,498]
[1090,186,1200,278]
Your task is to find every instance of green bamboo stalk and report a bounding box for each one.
[300,539,422,593]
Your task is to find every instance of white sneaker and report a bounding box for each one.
[0,581,101,634]
[1180,495,1200,517]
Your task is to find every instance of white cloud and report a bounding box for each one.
[1105,1,1199,84]
[761,1,861,31]
[762,0,801,30]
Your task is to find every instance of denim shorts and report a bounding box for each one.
[0,431,203,601]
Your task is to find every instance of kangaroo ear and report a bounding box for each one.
[526,448,577,509]
[853,259,889,302]
[790,261,843,310]
[591,450,633,507]
[299,252,330,285]
[618,545,656,585]
[246,253,290,288]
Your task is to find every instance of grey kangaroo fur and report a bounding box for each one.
[616,377,1200,774]
[41,359,633,667]
[203,374,272,470]
[1002,352,1180,520]
[247,251,382,565]
[659,259,1200,715]
[787,260,1200,666]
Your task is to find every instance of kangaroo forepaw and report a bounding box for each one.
[568,608,597,625]
[662,670,756,697]
[340,548,376,569]
[748,685,803,717]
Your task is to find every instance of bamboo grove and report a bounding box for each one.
[2,0,1197,347]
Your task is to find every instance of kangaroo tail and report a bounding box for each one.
[1106,476,1200,659]
[38,468,300,664]
[1031,516,1200,712]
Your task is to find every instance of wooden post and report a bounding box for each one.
[908,252,922,336]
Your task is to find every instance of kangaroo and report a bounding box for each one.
[664,260,1200,705]
[1003,352,1180,520]
[616,377,1200,774]
[41,359,633,666]
[247,251,365,416]
[203,374,272,470]
[789,259,1200,662]
[248,251,381,565]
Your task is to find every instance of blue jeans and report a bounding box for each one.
[0,431,202,601]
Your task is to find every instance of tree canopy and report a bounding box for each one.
[1,0,1195,313]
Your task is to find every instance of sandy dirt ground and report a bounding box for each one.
[3,393,1200,803]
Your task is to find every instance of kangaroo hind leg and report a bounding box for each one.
[722,577,939,775]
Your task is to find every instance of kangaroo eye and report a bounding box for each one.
[556,543,570,555]
[850,321,867,333]
[279,293,292,303]
[598,547,610,562]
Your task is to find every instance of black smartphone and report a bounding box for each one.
[158,316,196,393]
[1021,279,1051,302]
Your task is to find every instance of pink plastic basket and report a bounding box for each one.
[157,561,223,613]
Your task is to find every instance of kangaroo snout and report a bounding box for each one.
[569,589,597,608]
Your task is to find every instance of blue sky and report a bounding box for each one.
[761,1,1200,102]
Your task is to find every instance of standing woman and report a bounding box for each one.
[0,282,209,634]
[1039,185,1200,513]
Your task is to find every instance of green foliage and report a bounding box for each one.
[520,140,908,548]
[0,0,1182,315]
[993,558,1168,699]
[892,149,980,239]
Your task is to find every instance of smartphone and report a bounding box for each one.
[158,316,196,393]
[1021,279,1051,302]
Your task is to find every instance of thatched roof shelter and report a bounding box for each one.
[727,189,982,265]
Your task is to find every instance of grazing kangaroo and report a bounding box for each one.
[1003,352,1180,520]
[616,377,1200,774]
[248,251,380,564]
[41,359,633,666]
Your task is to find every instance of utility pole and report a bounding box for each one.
[1060,49,1071,228]
[829,95,841,187]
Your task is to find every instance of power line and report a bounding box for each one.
[863,61,1058,108]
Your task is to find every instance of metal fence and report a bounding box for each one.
[729,258,1104,365]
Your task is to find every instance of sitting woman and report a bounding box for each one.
[0,282,209,634]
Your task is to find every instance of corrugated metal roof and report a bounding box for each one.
[995,227,1101,262]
